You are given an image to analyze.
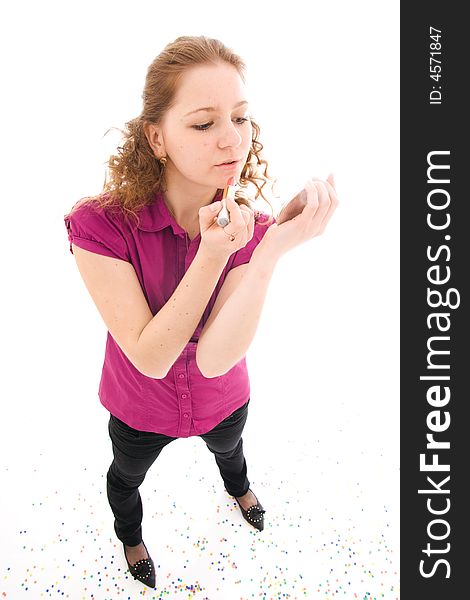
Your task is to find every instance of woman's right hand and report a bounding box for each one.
[198,195,255,258]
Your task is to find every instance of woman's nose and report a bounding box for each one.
[219,121,242,147]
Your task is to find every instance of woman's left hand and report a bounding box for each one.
[262,174,339,260]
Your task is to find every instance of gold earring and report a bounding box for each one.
[159,156,167,166]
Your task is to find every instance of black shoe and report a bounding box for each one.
[123,540,156,588]
[233,488,266,531]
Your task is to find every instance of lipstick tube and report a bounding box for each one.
[217,177,236,227]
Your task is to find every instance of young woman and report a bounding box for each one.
[64,35,338,588]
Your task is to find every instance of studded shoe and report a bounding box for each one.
[234,488,266,531]
[123,540,156,588]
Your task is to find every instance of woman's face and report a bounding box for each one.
[155,62,253,192]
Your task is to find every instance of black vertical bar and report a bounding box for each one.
[401,2,467,597]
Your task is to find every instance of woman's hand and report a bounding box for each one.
[262,174,339,260]
[198,195,255,259]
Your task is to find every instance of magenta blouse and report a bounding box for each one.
[64,189,273,437]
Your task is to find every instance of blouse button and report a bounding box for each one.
[181,393,187,399]
[183,413,189,418]
[178,373,185,379]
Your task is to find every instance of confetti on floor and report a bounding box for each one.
[1,415,399,599]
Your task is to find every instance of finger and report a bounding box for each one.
[324,180,339,210]
[303,179,319,217]
[238,204,251,216]
[307,180,330,233]
[326,173,336,191]
[317,198,339,235]
[247,208,255,241]
[204,201,222,228]
[225,195,245,229]
[311,177,339,230]
[239,205,255,241]
[312,180,331,210]
[314,176,339,208]
[311,179,339,235]
[239,208,250,227]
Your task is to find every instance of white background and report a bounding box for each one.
[1,1,399,598]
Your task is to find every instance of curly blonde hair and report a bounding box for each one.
[65,35,276,227]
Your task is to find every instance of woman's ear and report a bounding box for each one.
[143,122,165,158]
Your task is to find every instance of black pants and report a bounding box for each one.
[106,399,251,546]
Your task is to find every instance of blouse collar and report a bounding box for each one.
[136,188,223,233]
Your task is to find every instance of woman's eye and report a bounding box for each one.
[192,117,250,131]
[193,122,213,131]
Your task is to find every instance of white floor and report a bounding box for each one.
[1,376,399,600]
[3,3,400,595]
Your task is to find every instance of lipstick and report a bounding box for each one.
[217,176,236,227]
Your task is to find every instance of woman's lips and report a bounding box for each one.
[215,159,240,170]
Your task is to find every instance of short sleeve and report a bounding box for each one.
[64,200,130,262]
[230,211,275,269]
